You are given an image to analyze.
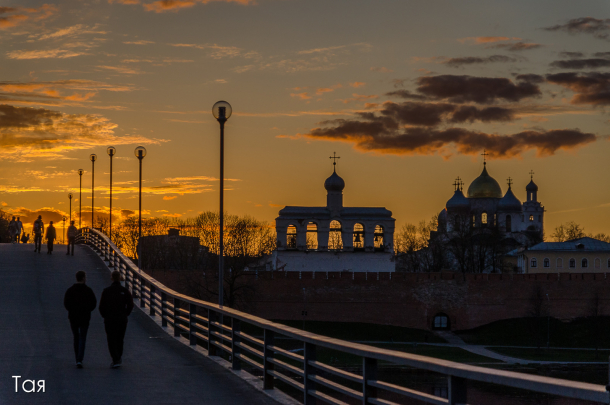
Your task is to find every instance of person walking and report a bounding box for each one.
[45,220,56,255]
[15,217,23,243]
[8,216,16,243]
[99,270,134,368]
[66,221,77,256]
[33,216,44,253]
[63,271,97,368]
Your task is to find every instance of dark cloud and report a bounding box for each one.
[593,51,610,58]
[550,58,610,69]
[416,75,541,104]
[0,7,17,14]
[385,89,427,100]
[448,106,514,123]
[489,42,543,51]
[444,55,518,68]
[514,74,545,84]
[559,51,585,58]
[545,17,610,40]
[306,119,596,158]
[0,104,61,128]
[546,72,610,105]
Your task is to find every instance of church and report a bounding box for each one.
[435,155,544,246]
[270,155,396,272]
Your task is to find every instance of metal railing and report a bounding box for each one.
[77,227,610,405]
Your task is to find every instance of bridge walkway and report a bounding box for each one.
[0,243,281,405]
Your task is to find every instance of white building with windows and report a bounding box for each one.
[516,237,610,273]
[271,163,395,272]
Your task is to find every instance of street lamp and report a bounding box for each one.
[68,193,73,223]
[213,100,232,307]
[107,146,116,242]
[134,146,146,266]
[90,154,97,228]
[62,216,67,244]
[78,169,83,228]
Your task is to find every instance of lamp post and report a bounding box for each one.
[107,146,116,241]
[62,216,67,244]
[212,100,232,307]
[78,169,83,228]
[90,154,97,228]
[68,193,73,223]
[134,146,146,267]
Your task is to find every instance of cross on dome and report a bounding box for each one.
[507,177,513,188]
[481,150,489,164]
[329,152,340,172]
[529,170,535,180]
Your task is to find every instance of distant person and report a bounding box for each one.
[33,216,44,253]
[99,270,134,368]
[45,221,56,255]
[63,271,97,369]
[8,217,16,244]
[15,217,23,243]
[66,221,77,256]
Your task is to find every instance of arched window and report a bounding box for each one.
[374,225,384,251]
[472,215,476,227]
[306,222,318,250]
[287,225,297,249]
[481,212,488,225]
[353,223,364,251]
[582,258,588,268]
[432,313,450,330]
[531,258,537,268]
[557,258,563,268]
[529,215,534,222]
[569,258,576,268]
[329,220,343,250]
[506,215,512,232]
[543,258,550,268]
[595,258,601,269]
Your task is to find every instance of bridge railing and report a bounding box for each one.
[77,227,610,405]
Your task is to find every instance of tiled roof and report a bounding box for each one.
[528,237,610,252]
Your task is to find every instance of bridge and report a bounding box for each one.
[0,228,609,405]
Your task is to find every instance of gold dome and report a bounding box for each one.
[467,164,502,198]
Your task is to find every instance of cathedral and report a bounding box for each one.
[435,158,544,245]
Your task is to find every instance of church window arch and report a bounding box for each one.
[306,222,318,250]
[374,225,384,251]
[286,225,297,249]
[506,215,512,232]
[481,212,488,225]
[543,258,550,268]
[353,223,365,251]
[557,258,563,268]
[582,258,588,268]
[569,258,576,268]
[329,220,343,251]
[595,258,601,269]
[529,215,534,222]
[432,313,450,330]
[531,258,537,268]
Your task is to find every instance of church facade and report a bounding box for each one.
[271,160,396,272]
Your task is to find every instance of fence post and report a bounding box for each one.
[208,309,217,356]
[363,357,378,405]
[161,292,167,327]
[304,342,316,404]
[263,329,274,390]
[232,318,241,370]
[149,285,156,316]
[108,250,114,268]
[140,276,145,308]
[189,303,197,346]
[173,298,181,338]
[448,375,467,405]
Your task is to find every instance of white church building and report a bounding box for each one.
[270,157,395,272]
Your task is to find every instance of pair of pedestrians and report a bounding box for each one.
[8,217,23,243]
[63,270,134,368]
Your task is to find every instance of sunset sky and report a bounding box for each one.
[2,0,610,237]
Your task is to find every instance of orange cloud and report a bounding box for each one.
[7,49,86,60]
[0,4,56,30]
[291,92,312,100]
[143,0,254,13]
[349,82,365,88]
[458,36,521,44]
[65,92,96,101]
[109,0,141,4]
[163,195,177,200]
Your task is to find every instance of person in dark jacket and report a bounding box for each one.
[45,221,56,255]
[63,271,97,368]
[66,221,77,256]
[99,270,134,368]
[33,216,44,253]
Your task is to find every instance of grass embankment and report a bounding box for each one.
[456,317,610,348]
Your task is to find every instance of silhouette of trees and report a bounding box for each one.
[0,210,9,243]
[395,215,444,272]
[551,221,610,243]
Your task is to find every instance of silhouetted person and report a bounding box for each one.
[67,221,77,256]
[45,221,56,255]
[33,215,44,253]
[99,270,134,368]
[64,271,97,368]
[15,217,23,243]
[8,216,16,244]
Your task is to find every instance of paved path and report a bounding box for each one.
[0,243,282,405]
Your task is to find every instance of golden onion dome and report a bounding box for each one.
[467,163,502,199]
